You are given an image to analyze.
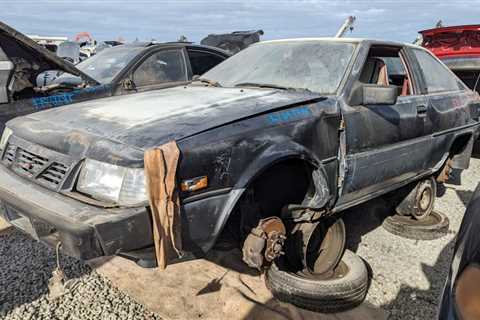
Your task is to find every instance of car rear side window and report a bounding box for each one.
[188,50,225,76]
[412,48,461,93]
[133,49,187,87]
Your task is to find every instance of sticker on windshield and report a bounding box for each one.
[267,106,312,125]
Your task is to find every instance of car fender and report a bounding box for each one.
[197,140,333,253]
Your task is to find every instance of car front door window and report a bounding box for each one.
[133,49,187,87]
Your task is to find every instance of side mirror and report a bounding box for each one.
[62,57,75,64]
[362,85,398,105]
[122,78,137,91]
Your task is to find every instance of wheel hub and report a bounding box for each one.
[411,177,436,220]
[419,188,432,211]
[287,218,346,278]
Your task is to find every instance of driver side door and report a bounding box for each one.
[336,44,431,207]
[118,48,189,94]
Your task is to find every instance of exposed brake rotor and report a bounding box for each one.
[242,217,286,270]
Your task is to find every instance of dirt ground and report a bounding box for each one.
[0,217,10,234]
[89,250,386,320]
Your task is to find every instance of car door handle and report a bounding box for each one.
[416,105,428,117]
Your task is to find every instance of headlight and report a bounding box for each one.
[77,159,147,206]
[0,127,13,150]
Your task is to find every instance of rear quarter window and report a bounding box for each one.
[412,48,463,94]
[188,50,225,76]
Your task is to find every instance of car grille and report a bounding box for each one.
[3,143,70,189]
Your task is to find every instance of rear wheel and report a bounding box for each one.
[395,177,436,220]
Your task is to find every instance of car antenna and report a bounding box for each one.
[335,16,356,38]
[473,71,480,95]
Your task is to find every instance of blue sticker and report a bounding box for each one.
[31,85,107,111]
[267,106,312,125]
[32,93,76,110]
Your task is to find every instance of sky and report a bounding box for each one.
[2,0,480,44]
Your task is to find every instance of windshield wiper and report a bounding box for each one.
[191,77,222,87]
[234,82,313,93]
[234,82,288,90]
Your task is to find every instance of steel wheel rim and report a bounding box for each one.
[413,178,436,220]
[298,218,346,277]
[419,188,432,211]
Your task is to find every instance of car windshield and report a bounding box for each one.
[56,41,80,62]
[76,45,144,83]
[202,40,356,94]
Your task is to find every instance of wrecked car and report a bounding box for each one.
[420,25,480,95]
[56,41,81,64]
[420,25,480,154]
[0,38,478,312]
[0,21,229,132]
[200,30,264,54]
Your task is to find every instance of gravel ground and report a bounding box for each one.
[344,158,480,319]
[1,159,479,320]
[0,230,161,320]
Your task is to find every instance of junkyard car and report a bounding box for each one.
[200,29,264,54]
[0,21,229,131]
[420,25,480,153]
[420,25,480,95]
[0,38,479,310]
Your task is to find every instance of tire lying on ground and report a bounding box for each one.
[394,177,437,220]
[266,250,368,313]
[382,211,449,240]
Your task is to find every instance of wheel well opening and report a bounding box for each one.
[248,159,315,217]
[450,133,472,156]
[217,159,315,246]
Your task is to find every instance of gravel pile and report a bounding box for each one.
[0,230,161,320]
[1,159,479,320]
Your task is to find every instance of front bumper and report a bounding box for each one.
[0,164,152,260]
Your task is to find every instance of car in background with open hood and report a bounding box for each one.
[0,21,230,132]
[420,25,480,154]
[200,30,264,54]
[420,25,480,95]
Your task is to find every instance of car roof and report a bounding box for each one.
[260,37,423,49]
[119,41,230,56]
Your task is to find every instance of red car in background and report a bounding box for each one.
[420,25,480,94]
[421,25,480,155]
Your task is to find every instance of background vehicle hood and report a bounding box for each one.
[8,85,324,166]
[0,21,99,85]
[420,24,480,60]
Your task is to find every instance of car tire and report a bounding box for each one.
[266,250,368,313]
[382,210,449,240]
[395,177,437,220]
